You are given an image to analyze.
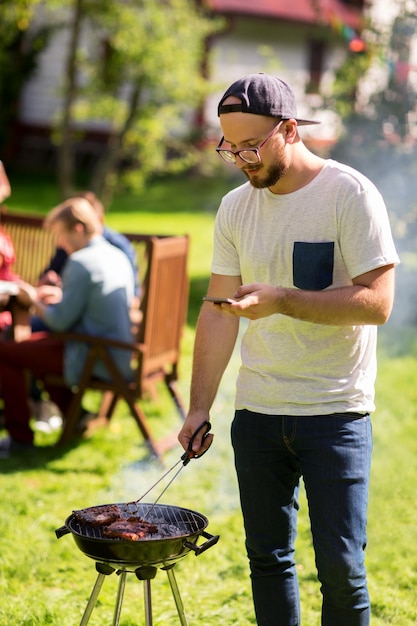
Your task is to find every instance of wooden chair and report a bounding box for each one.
[0,208,190,460]
[0,209,53,341]
[46,234,190,461]
[0,208,56,284]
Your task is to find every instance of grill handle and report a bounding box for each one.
[55,525,70,539]
[183,531,220,556]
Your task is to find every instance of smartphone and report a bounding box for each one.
[203,296,235,305]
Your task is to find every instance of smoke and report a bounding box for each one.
[101,338,243,516]
[329,127,417,336]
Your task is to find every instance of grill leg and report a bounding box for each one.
[113,570,127,626]
[166,567,189,626]
[79,569,108,625]
[143,579,153,626]
[135,566,157,626]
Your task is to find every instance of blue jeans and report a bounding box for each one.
[231,409,372,626]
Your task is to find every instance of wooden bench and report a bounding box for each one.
[0,208,189,460]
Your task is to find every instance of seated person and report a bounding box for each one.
[0,161,11,204]
[0,196,135,457]
[0,162,16,331]
[30,190,141,426]
[0,229,20,333]
[37,190,140,298]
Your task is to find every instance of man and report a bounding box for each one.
[37,190,140,300]
[178,74,399,625]
[29,190,140,431]
[0,196,135,457]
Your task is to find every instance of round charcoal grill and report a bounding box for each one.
[56,502,219,626]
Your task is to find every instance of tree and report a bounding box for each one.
[0,0,54,159]
[50,0,222,203]
[328,0,417,324]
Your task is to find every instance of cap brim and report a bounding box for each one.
[296,119,321,126]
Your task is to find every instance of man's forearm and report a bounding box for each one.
[276,283,391,326]
[189,308,239,412]
[232,265,396,326]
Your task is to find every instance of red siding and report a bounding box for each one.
[203,0,363,29]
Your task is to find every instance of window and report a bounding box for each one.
[306,39,325,94]
[339,0,365,8]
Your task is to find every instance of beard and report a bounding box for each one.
[243,160,287,189]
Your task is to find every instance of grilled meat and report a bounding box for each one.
[103,518,158,541]
[73,505,121,527]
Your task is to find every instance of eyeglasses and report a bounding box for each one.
[216,120,284,164]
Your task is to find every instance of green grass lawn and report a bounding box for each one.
[0,173,416,624]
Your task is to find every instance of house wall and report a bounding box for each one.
[18,7,69,127]
[205,17,347,146]
[20,11,345,135]
[14,7,108,168]
[19,8,106,130]
[15,2,391,165]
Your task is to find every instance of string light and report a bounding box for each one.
[349,37,366,53]
[328,12,366,53]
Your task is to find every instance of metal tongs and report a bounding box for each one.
[132,421,212,519]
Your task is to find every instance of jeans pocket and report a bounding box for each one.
[293,241,334,290]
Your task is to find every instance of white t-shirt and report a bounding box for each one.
[211,159,400,415]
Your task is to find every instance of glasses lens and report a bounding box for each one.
[239,150,259,164]
[218,150,236,163]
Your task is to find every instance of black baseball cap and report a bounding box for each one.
[218,73,320,126]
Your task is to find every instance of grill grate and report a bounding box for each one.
[69,502,208,541]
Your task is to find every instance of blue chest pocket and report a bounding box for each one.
[293,241,334,291]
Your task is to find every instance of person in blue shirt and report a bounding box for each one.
[29,191,141,429]
[36,190,140,306]
[0,196,135,457]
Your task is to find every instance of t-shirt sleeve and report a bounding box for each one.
[338,184,400,279]
[211,200,242,276]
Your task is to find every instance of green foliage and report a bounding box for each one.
[0,0,54,150]
[330,51,373,118]
[0,0,223,202]
[0,0,39,45]
[328,5,417,326]
[48,0,224,199]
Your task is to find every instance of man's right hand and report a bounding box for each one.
[178,412,214,457]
